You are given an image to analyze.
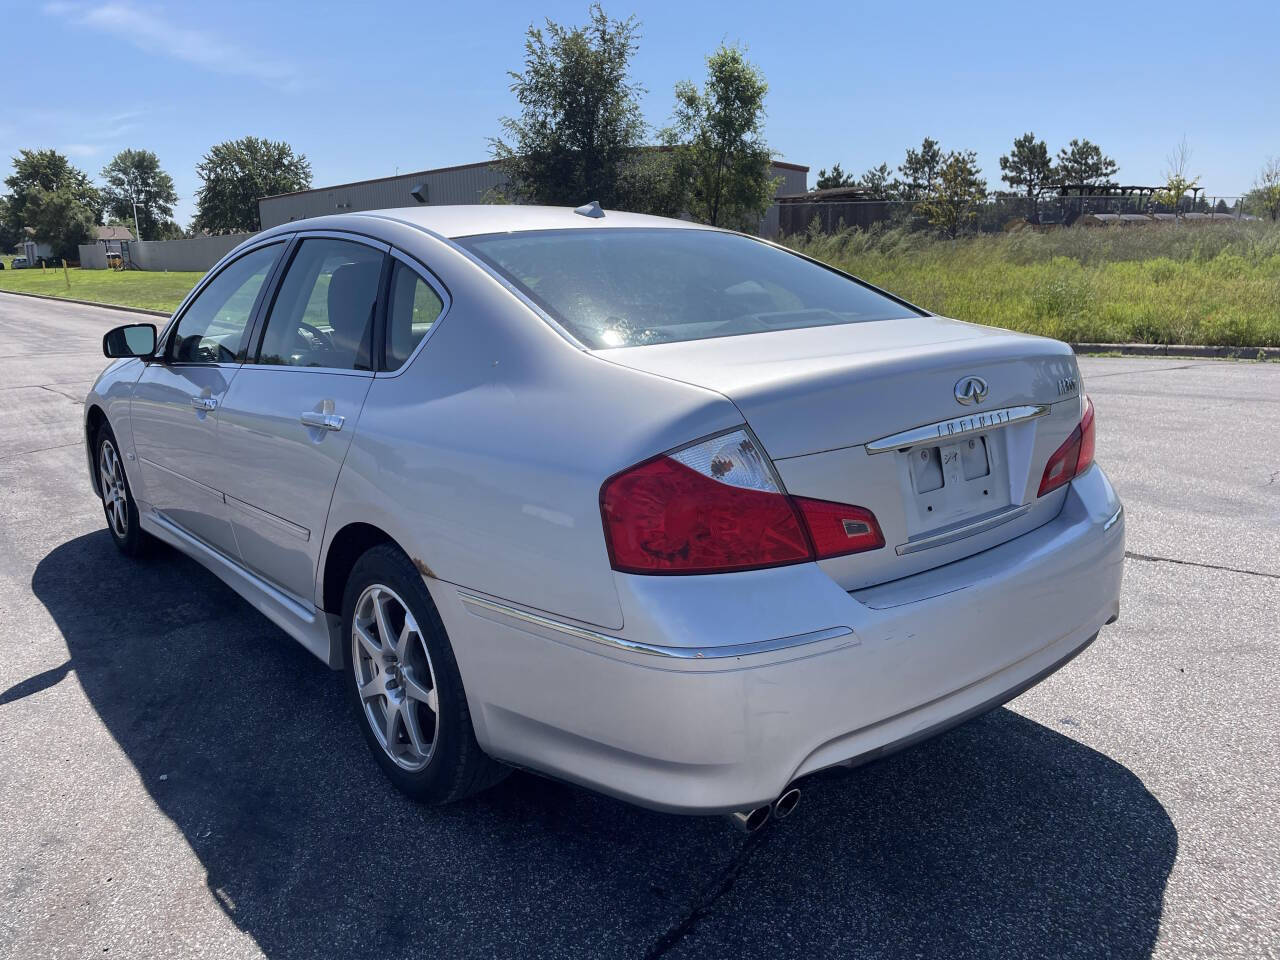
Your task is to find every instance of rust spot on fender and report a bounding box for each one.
[412,557,436,580]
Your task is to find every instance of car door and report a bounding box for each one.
[213,234,387,602]
[130,240,285,556]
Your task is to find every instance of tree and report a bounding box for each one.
[3,148,101,236]
[999,132,1054,223]
[1247,157,1280,221]
[897,137,943,201]
[491,4,659,211]
[1055,138,1119,186]
[815,162,855,190]
[24,187,98,259]
[193,136,311,234]
[101,149,178,240]
[1153,137,1199,217]
[915,150,987,238]
[856,162,894,199]
[667,44,777,229]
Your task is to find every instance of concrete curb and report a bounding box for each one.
[0,288,170,318]
[1071,342,1280,360]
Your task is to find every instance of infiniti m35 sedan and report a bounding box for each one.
[86,205,1124,829]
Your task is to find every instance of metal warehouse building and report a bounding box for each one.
[257,158,809,237]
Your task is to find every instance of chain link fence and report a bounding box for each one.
[777,195,1253,238]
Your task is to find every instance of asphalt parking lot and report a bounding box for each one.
[0,291,1277,960]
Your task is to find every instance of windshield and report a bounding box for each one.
[456,228,920,349]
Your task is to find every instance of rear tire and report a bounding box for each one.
[95,423,149,558]
[342,544,508,803]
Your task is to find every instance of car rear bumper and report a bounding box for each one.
[435,465,1124,815]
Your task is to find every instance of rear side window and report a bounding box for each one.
[384,261,445,370]
[168,243,282,363]
[256,238,384,370]
[456,228,919,349]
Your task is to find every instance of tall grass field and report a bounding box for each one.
[786,221,1280,347]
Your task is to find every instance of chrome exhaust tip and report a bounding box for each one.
[773,787,801,820]
[728,804,772,834]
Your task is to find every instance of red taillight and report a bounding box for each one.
[793,497,886,558]
[600,430,883,575]
[1038,396,1095,497]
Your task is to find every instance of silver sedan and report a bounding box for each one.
[86,206,1124,830]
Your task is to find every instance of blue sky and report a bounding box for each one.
[5,0,1277,226]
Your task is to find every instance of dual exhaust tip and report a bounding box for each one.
[728,787,801,833]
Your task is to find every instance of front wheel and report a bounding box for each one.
[342,544,508,803]
[95,424,148,557]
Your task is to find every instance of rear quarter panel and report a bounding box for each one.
[321,229,741,630]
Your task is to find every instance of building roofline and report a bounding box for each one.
[261,156,810,203]
[258,160,498,202]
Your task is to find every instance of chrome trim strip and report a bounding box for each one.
[456,590,854,660]
[866,404,1050,455]
[895,503,1033,556]
[1104,504,1124,531]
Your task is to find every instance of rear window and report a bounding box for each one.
[456,228,919,349]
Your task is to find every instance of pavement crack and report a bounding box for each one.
[0,440,81,461]
[643,830,768,959]
[1125,550,1279,581]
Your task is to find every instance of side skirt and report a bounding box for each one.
[141,510,343,669]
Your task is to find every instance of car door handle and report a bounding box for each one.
[190,396,218,411]
[300,411,345,432]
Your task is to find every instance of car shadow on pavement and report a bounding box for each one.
[33,532,1176,960]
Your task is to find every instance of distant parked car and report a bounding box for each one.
[11,257,29,269]
[84,205,1125,830]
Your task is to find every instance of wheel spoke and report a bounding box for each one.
[358,676,383,702]
[354,621,381,658]
[382,698,401,748]
[372,593,394,648]
[402,702,430,757]
[402,671,436,712]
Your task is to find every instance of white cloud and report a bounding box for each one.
[44,1,303,91]
[62,143,103,157]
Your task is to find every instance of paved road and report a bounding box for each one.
[0,291,1276,960]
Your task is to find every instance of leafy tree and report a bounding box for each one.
[3,148,101,236]
[667,44,777,229]
[897,137,943,201]
[100,149,178,240]
[1055,138,1119,186]
[24,186,98,259]
[915,150,987,238]
[815,162,855,190]
[193,136,311,234]
[999,132,1055,223]
[1152,137,1198,217]
[1247,157,1280,221]
[492,4,660,211]
[856,162,895,199]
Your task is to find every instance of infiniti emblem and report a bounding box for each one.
[954,376,988,406]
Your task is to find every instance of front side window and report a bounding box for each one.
[168,243,282,363]
[456,228,921,349]
[257,238,384,370]
[384,261,445,370]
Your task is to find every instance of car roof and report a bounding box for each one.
[263,205,715,241]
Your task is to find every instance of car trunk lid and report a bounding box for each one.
[595,317,1085,588]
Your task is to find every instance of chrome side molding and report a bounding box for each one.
[866,404,1049,455]
[457,589,854,660]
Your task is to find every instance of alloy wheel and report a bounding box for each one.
[98,439,128,538]
[351,583,440,771]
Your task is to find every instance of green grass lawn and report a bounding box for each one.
[0,264,202,313]
[787,221,1280,347]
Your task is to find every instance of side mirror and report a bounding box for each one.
[103,323,157,359]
